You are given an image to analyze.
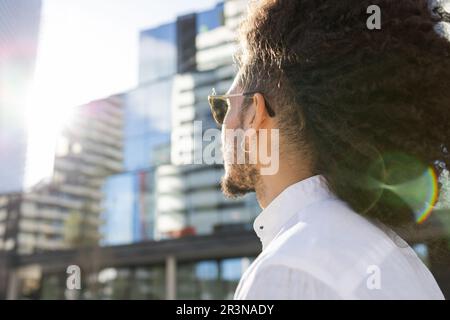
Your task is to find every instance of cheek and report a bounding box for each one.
[221,126,232,168]
[221,113,239,165]
[223,107,241,129]
[222,109,239,146]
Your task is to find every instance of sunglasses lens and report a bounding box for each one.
[209,97,228,125]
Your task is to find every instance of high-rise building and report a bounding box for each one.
[163,0,259,240]
[139,22,177,85]
[101,1,254,245]
[0,95,124,254]
[101,21,178,245]
[0,0,44,194]
[101,167,157,245]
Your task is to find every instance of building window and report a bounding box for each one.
[177,257,254,300]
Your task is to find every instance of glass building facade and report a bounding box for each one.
[101,21,178,246]
[101,3,227,246]
[38,256,253,300]
[102,169,156,245]
[123,82,172,172]
[139,22,177,84]
[196,2,225,34]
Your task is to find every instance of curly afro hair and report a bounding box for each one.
[237,0,450,236]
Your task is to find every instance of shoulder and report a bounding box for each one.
[252,198,443,299]
[262,198,397,270]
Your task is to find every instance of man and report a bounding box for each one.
[208,0,450,299]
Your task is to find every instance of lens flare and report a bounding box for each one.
[379,165,439,225]
[416,167,440,224]
[366,152,440,224]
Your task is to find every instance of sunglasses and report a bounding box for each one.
[208,88,276,125]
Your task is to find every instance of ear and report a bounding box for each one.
[250,93,270,130]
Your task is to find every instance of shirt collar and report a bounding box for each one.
[253,175,336,250]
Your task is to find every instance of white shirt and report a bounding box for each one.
[234,175,444,300]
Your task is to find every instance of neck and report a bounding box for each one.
[255,158,313,209]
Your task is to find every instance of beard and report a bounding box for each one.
[221,163,259,199]
[220,114,260,198]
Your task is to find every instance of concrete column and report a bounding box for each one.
[165,255,177,300]
[6,270,19,300]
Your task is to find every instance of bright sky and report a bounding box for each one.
[33,0,220,110]
[19,0,220,189]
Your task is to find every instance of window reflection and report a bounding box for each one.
[177,257,254,300]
